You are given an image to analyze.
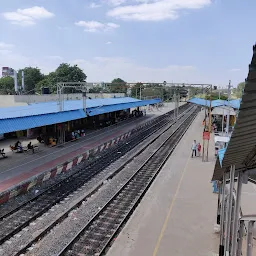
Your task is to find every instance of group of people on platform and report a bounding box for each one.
[191,140,201,158]
[70,130,85,141]
[4,109,148,157]
[10,141,36,153]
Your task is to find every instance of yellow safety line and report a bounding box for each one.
[152,154,191,256]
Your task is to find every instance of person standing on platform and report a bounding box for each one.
[191,140,197,158]
[197,142,201,157]
[27,142,35,154]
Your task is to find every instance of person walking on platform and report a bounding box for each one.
[191,140,197,158]
[197,142,201,157]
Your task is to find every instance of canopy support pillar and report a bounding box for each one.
[219,173,227,256]
[247,221,255,256]
[224,165,235,255]
[231,170,243,255]
[237,220,244,256]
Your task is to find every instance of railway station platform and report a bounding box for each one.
[0,103,178,197]
[107,111,220,256]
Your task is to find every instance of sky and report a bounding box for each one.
[0,0,255,87]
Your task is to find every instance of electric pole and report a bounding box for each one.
[226,80,231,136]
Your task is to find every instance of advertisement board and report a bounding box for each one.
[203,131,210,140]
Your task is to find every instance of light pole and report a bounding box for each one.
[57,82,87,146]
[225,80,232,136]
[188,84,213,162]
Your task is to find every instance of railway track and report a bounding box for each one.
[0,104,192,248]
[57,107,199,256]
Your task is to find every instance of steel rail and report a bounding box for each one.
[0,104,189,221]
[0,104,193,246]
[12,105,196,256]
[57,107,199,256]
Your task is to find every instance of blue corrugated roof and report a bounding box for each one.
[0,98,161,133]
[218,147,227,167]
[188,97,241,109]
[212,99,226,107]
[188,98,211,107]
[88,99,161,116]
[229,99,241,109]
[0,110,86,134]
[0,97,141,120]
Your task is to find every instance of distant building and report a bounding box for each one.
[2,67,14,77]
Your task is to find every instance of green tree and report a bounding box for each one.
[18,67,44,94]
[108,78,127,93]
[131,82,144,98]
[47,63,87,93]
[233,82,245,98]
[205,93,228,100]
[0,76,15,95]
[35,77,51,94]
[139,83,164,100]
[89,86,103,93]
[187,86,202,98]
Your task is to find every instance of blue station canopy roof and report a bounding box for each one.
[0,97,161,134]
[188,97,241,109]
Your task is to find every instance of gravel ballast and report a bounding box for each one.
[24,117,185,256]
[0,113,178,256]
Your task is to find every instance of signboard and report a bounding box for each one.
[2,67,14,77]
[203,131,210,140]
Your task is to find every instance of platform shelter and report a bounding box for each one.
[212,44,256,256]
[0,97,160,144]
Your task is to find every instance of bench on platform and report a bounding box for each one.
[23,145,39,154]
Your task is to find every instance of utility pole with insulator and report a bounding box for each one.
[21,70,25,93]
[226,80,231,136]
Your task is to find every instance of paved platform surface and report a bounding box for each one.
[107,111,219,256]
[0,103,178,193]
[241,179,256,254]
[241,181,256,215]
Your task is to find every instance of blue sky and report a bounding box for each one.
[0,0,255,87]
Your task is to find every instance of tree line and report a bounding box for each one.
[232,82,245,98]
[0,62,245,100]
[0,64,87,95]
[0,64,189,100]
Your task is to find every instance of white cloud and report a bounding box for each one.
[2,6,54,26]
[90,2,102,8]
[0,42,14,55]
[75,20,120,32]
[0,42,14,49]
[106,41,112,44]
[107,0,211,21]
[229,68,241,72]
[105,0,127,6]
[45,56,63,61]
[0,50,12,55]
[0,51,233,85]
[57,26,69,30]
[70,56,197,83]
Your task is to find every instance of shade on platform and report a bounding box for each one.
[212,45,256,181]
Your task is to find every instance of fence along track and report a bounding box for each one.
[0,104,192,246]
[57,107,199,256]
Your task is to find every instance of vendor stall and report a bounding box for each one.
[214,136,230,157]
[211,106,237,132]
